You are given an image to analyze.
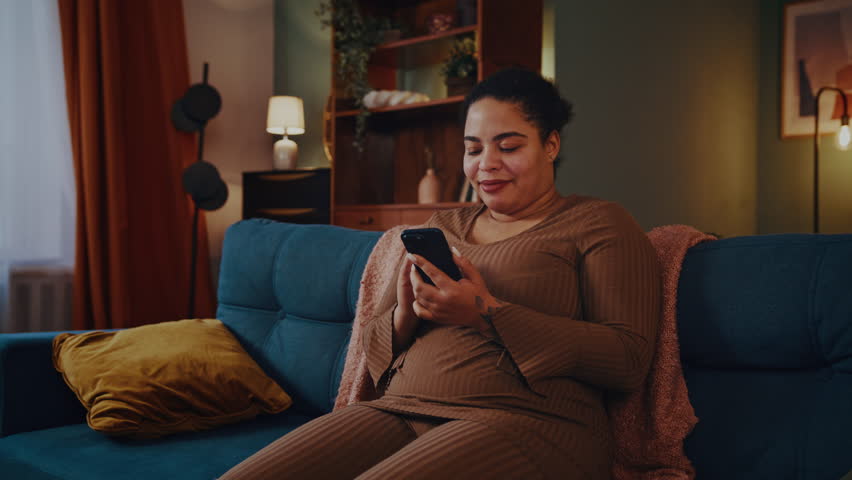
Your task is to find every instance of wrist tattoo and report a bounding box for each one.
[475,295,500,325]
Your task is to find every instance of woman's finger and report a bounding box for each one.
[407,253,453,289]
[398,257,413,285]
[409,261,441,298]
[414,290,440,311]
[412,300,432,321]
[451,247,484,284]
[409,263,423,291]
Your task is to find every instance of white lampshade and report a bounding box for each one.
[266,96,305,135]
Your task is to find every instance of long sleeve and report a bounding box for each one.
[489,202,661,393]
[359,236,408,392]
[361,218,439,390]
[362,301,396,390]
[361,251,403,390]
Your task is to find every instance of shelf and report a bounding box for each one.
[375,25,477,51]
[336,95,465,117]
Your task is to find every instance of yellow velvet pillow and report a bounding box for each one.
[52,319,292,439]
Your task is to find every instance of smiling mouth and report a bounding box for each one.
[479,180,510,193]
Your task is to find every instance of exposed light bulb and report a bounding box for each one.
[838,124,851,150]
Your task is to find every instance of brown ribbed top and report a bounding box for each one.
[358,195,661,477]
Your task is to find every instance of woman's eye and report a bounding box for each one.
[466,149,482,155]
[499,146,519,153]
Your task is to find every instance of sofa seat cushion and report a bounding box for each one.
[0,411,313,480]
[682,366,852,480]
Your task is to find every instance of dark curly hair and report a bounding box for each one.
[461,67,573,174]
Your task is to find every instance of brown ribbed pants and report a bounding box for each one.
[218,405,547,479]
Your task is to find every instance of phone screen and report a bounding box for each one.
[400,228,463,286]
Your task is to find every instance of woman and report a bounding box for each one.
[221,68,661,480]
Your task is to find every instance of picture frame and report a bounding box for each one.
[782,0,852,138]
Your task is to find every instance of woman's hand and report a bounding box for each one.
[407,247,504,332]
[392,255,420,353]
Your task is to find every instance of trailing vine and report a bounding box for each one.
[316,0,393,151]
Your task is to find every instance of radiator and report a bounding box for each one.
[8,265,73,332]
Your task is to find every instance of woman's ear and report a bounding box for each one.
[544,131,560,164]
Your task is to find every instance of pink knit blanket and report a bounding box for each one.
[334,223,715,480]
[335,225,412,409]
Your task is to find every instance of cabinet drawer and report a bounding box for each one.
[399,208,438,226]
[244,170,329,207]
[334,203,473,230]
[253,208,330,225]
[243,168,331,223]
[334,208,401,231]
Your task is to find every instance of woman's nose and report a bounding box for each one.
[479,148,501,171]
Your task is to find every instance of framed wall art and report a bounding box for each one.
[782,0,852,138]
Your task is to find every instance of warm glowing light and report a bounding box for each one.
[266,96,305,135]
[838,124,851,150]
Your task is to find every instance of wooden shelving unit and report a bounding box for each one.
[328,0,542,231]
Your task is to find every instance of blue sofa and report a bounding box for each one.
[1,218,850,479]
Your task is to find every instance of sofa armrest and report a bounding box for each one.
[0,332,87,437]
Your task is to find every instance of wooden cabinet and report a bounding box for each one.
[327,0,542,229]
[334,202,469,231]
[334,205,401,231]
[243,168,331,224]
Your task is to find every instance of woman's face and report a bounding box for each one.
[463,98,559,216]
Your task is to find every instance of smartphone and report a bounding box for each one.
[400,228,463,286]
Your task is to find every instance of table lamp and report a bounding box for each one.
[812,86,851,233]
[267,96,305,170]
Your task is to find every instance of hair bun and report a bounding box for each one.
[461,67,574,141]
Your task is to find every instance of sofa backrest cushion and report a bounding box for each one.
[216,219,380,416]
[677,233,852,479]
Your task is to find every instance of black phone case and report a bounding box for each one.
[400,228,463,286]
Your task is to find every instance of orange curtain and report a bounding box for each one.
[59,0,215,329]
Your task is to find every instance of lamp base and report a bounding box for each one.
[273,138,298,170]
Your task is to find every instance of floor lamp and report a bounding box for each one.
[172,63,227,318]
[813,87,851,234]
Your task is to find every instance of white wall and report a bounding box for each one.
[183,0,274,288]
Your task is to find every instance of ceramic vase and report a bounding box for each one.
[273,137,298,170]
[418,168,441,204]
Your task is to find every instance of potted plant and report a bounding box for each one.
[316,0,394,151]
[441,36,478,97]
